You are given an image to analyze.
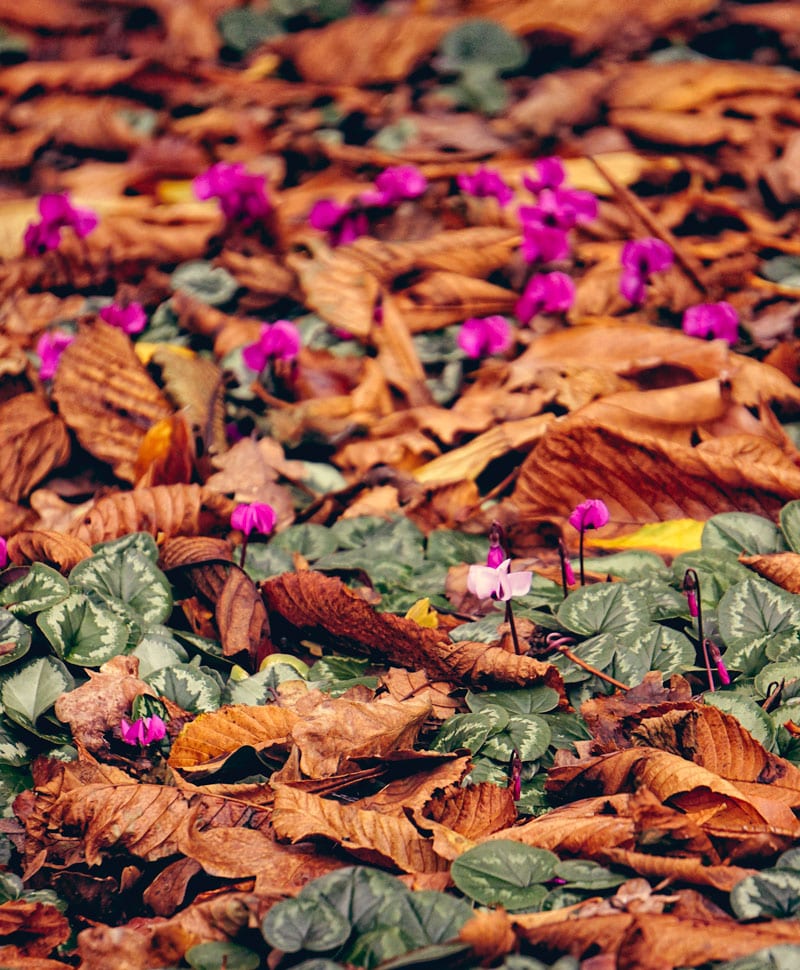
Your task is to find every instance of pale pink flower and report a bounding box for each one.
[467,559,533,601]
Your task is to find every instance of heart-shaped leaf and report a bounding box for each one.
[70,547,172,626]
[0,609,31,668]
[557,584,650,639]
[38,593,128,667]
[703,512,787,556]
[450,840,558,910]
[719,577,800,675]
[0,563,69,617]
[261,896,351,953]
[146,664,221,713]
[731,870,800,919]
[0,656,73,737]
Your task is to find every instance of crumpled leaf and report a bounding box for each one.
[262,571,566,698]
[53,322,173,483]
[272,784,449,873]
[0,899,71,958]
[68,484,234,545]
[739,551,800,594]
[54,655,156,753]
[7,530,94,573]
[0,394,70,503]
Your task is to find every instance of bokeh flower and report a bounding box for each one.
[36,330,75,380]
[682,301,738,345]
[457,166,514,206]
[619,237,674,305]
[309,198,369,247]
[457,315,513,358]
[193,162,270,226]
[243,320,302,370]
[99,301,147,335]
[24,193,98,257]
[516,271,575,324]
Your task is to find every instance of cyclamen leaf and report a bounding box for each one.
[70,547,172,625]
[146,664,221,713]
[730,870,800,920]
[430,709,508,754]
[718,577,800,675]
[466,686,561,716]
[0,656,73,735]
[38,593,128,667]
[780,500,800,553]
[0,563,70,616]
[0,609,31,668]
[557,584,650,638]
[185,942,260,970]
[450,840,558,910]
[702,512,786,556]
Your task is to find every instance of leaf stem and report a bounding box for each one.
[505,600,521,655]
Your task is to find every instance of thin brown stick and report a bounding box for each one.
[556,644,630,691]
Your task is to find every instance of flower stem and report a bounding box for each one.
[579,528,586,586]
[558,538,572,598]
[239,535,249,569]
[505,600,521,655]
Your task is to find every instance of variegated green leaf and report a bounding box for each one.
[780,500,800,554]
[480,714,551,764]
[612,625,695,686]
[0,718,31,766]
[548,633,617,684]
[703,512,786,556]
[0,656,73,736]
[132,628,189,678]
[38,593,128,667]
[0,609,31,668]
[450,840,557,911]
[146,664,221,712]
[731,870,800,919]
[719,578,800,678]
[430,709,508,754]
[557,584,650,638]
[0,564,69,617]
[70,548,172,626]
[466,686,560,716]
[92,531,159,561]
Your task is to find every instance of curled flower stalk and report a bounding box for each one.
[683,568,729,690]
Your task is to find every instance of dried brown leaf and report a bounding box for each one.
[0,900,70,958]
[0,394,70,503]
[424,782,518,840]
[6,530,92,573]
[740,551,800,593]
[216,566,273,666]
[53,322,172,483]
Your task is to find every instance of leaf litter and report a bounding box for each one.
[2,1,800,968]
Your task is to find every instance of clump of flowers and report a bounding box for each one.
[519,157,598,264]
[23,193,98,257]
[457,315,513,359]
[619,237,674,305]
[569,498,610,586]
[309,165,427,248]
[516,271,575,325]
[36,330,75,381]
[243,320,302,371]
[99,301,147,336]
[457,166,513,206]
[232,501,277,567]
[682,301,738,345]
[120,714,166,747]
[193,162,270,226]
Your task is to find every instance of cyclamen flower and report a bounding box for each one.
[120,715,166,746]
[0,537,6,570]
[523,157,566,194]
[309,198,369,247]
[361,165,427,206]
[99,301,147,335]
[193,162,270,226]
[24,193,98,257]
[487,521,506,568]
[682,301,738,345]
[516,271,575,324]
[231,502,277,536]
[467,558,533,601]
[242,320,302,371]
[457,315,513,359]
[569,499,610,532]
[36,330,75,380]
[619,238,674,305]
[457,167,514,206]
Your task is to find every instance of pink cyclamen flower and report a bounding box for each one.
[516,271,575,324]
[231,502,277,536]
[309,198,369,247]
[569,499,610,532]
[99,302,147,335]
[619,238,674,305]
[193,162,270,226]
[36,330,75,380]
[523,157,566,194]
[24,193,98,256]
[361,165,427,207]
[0,537,6,570]
[457,167,514,206]
[682,302,738,345]
[467,558,533,601]
[707,640,731,686]
[457,315,513,359]
[242,320,302,371]
[120,715,166,746]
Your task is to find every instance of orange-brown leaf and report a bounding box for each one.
[7,530,93,573]
[0,394,70,503]
[740,550,800,593]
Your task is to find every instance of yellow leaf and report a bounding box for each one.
[242,53,281,80]
[134,341,196,365]
[155,179,196,204]
[405,597,439,628]
[586,518,704,556]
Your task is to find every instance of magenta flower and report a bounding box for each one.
[619,238,674,305]
[361,165,427,207]
[682,301,738,345]
[24,193,98,257]
[457,315,513,359]
[36,330,75,380]
[99,302,147,336]
[243,320,302,371]
[467,559,533,601]
[231,502,277,536]
[523,157,566,194]
[120,714,166,746]
[193,162,270,226]
[706,640,731,688]
[0,537,6,570]
[487,521,506,569]
[569,499,610,532]
[309,198,369,247]
[516,271,575,324]
[457,167,514,206]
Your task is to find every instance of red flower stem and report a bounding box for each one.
[556,644,629,691]
[701,637,715,692]
[579,528,586,586]
[558,539,570,598]
[505,600,521,655]
[239,534,249,569]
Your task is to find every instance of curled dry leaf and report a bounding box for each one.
[53,322,172,483]
[423,782,518,840]
[0,394,70,503]
[69,484,235,545]
[739,551,800,593]
[158,535,233,571]
[0,899,71,958]
[272,784,449,873]
[54,656,156,753]
[459,906,516,965]
[262,571,566,699]
[216,566,273,666]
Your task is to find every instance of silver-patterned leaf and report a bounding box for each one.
[38,593,128,667]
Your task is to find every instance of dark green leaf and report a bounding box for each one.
[261,896,351,953]
[730,870,800,919]
[185,941,260,970]
[450,840,558,910]
[703,512,786,556]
